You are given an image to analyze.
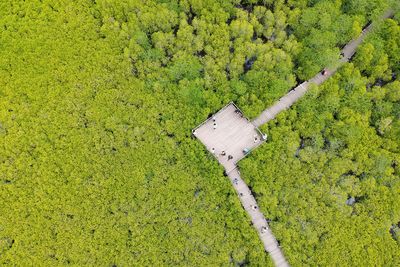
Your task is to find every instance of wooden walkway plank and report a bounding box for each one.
[227,168,290,267]
[253,10,394,128]
[193,10,393,267]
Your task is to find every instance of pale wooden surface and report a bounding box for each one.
[192,11,393,267]
[228,167,290,267]
[193,103,289,266]
[253,10,394,128]
[193,103,263,172]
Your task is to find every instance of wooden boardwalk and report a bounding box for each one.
[193,10,393,267]
[253,10,394,128]
[193,106,289,266]
[227,167,289,267]
[193,103,265,172]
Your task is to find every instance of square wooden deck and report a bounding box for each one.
[193,102,265,172]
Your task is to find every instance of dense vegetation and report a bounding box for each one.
[241,12,400,266]
[0,0,398,266]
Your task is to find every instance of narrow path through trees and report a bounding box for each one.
[227,167,289,267]
[238,10,394,266]
[195,10,394,267]
[253,10,394,128]
[236,10,394,266]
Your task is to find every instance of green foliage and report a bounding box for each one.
[0,0,398,266]
[0,1,275,265]
[240,16,400,266]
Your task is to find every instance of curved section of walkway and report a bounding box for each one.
[227,167,289,267]
[253,10,394,128]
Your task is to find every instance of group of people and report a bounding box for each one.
[234,108,244,118]
[232,176,270,235]
[212,116,217,129]
[211,148,234,161]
